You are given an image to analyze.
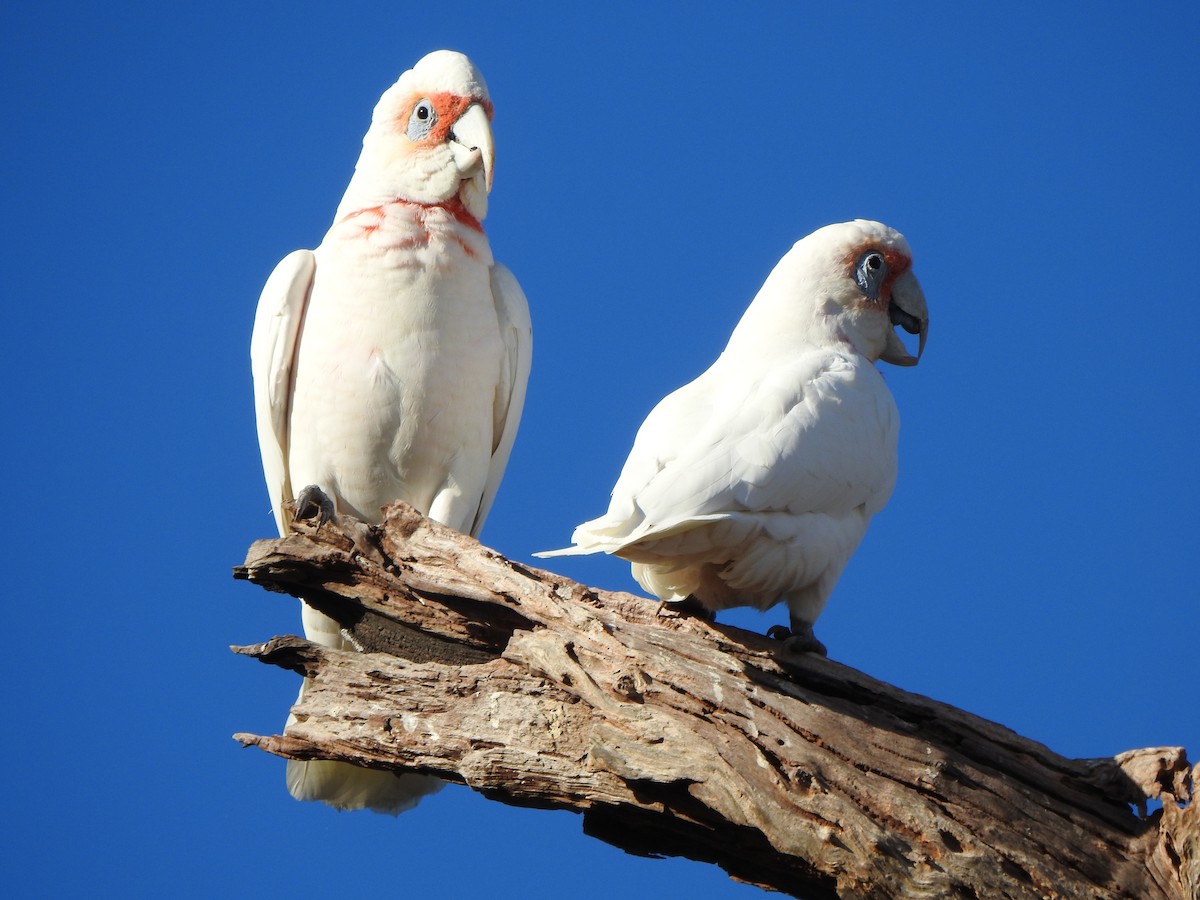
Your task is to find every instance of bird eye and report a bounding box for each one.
[854,250,888,300]
[406,99,438,141]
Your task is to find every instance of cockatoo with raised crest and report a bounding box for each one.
[538,220,926,656]
[251,50,532,813]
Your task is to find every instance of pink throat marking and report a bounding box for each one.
[338,196,483,233]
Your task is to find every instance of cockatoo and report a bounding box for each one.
[538,220,926,656]
[251,50,532,813]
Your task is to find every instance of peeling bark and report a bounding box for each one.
[233,502,1196,899]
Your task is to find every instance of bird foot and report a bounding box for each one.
[657,595,716,622]
[767,622,827,658]
[292,484,336,530]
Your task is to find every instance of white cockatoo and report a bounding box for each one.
[539,220,926,656]
[251,50,532,813]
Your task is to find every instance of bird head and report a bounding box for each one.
[806,220,929,366]
[351,50,495,222]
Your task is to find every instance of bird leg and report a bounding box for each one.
[292,484,336,530]
[768,617,828,658]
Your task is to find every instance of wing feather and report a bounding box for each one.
[559,351,897,554]
[250,249,315,534]
[468,262,532,537]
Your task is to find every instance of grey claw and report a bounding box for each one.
[781,631,828,658]
[668,595,716,622]
[769,621,827,658]
[293,484,336,530]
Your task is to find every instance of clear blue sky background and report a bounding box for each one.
[4,3,1197,896]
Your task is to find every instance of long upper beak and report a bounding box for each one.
[880,270,929,367]
[448,102,494,193]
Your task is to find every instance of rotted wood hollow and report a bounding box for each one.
[232,502,1196,899]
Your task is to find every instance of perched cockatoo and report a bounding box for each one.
[251,50,532,813]
[538,220,926,656]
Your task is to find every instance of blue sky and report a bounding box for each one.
[4,2,1197,896]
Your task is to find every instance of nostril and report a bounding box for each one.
[448,130,478,151]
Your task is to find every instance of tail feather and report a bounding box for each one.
[286,748,442,815]
[534,514,640,558]
[536,511,731,560]
[287,604,443,813]
[532,543,598,558]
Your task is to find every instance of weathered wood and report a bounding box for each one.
[233,502,1196,899]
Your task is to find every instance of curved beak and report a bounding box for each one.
[449,102,494,193]
[880,270,929,367]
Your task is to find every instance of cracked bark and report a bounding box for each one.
[232,502,1197,899]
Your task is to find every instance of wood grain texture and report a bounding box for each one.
[233,502,1196,899]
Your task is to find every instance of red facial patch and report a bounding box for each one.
[879,247,912,304]
[839,243,912,306]
[396,91,494,145]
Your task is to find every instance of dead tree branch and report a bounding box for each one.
[232,502,1196,899]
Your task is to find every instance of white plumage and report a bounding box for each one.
[538,220,926,655]
[251,50,532,812]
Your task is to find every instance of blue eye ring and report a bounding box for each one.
[855,250,888,300]
[406,99,438,141]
